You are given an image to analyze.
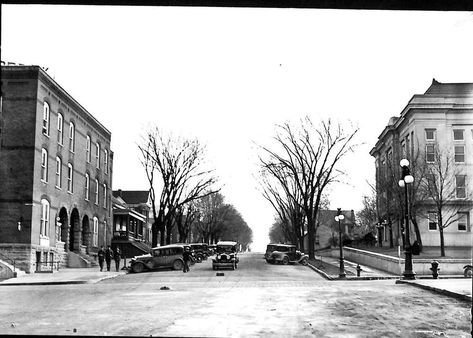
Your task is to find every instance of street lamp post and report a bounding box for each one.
[335,208,346,278]
[398,159,416,280]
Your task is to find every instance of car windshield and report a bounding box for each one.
[217,245,235,253]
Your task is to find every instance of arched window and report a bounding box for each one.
[103,183,107,208]
[86,135,91,162]
[104,149,108,174]
[67,163,73,193]
[85,173,90,200]
[93,217,99,247]
[42,102,50,136]
[96,142,101,169]
[57,113,63,145]
[95,179,99,204]
[41,148,48,182]
[69,122,75,152]
[40,199,50,236]
[55,156,62,188]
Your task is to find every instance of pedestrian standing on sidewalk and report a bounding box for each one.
[98,246,105,272]
[113,247,121,272]
[182,246,191,273]
[105,245,114,272]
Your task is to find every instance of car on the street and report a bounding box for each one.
[190,243,209,262]
[129,244,186,273]
[212,241,239,270]
[266,244,308,265]
[264,243,291,261]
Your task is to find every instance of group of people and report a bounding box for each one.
[97,245,122,272]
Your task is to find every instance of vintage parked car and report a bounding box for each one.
[264,243,291,261]
[266,244,308,266]
[212,241,239,270]
[190,243,209,262]
[129,244,186,273]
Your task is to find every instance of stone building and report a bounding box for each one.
[370,79,473,248]
[0,64,113,273]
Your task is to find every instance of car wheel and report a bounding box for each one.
[196,255,203,263]
[300,258,308,266]
[465,267,472,278]
[132,263,144,273]
[282,257,289,265]
[173,260,184,271]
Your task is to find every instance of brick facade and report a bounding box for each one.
[1,65,114,273]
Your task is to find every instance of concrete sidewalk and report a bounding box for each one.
[397,278,472,302]
[0,267,126,286]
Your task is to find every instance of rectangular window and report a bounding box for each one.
[93,218,98,247]
[95,179,99,204]
[428,212,438,231]
[103,184,107,208]
[86,136,91,162]
[457,213,468,231]
[456,175,466,198]
[426,144,435,163]
[104,150,108,174]
[57,113,63,145]
[453,129,464,141]
[96,143,101,169]
[69,122,75,152]
[55,157,61,188]
[425,129,436,141]
[41,149,48,182]
[42,102,50,136]
[67,164,73,193]
[40,199,50,236]
[454,146,465,163]
[85,174,90,200]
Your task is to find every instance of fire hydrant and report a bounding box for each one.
[430,260,440,279]
[356,264,363,277]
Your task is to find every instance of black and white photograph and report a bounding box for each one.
[0,2,472,337]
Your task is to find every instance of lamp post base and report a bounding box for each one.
[402,270,416,280]
[339,271,346,279]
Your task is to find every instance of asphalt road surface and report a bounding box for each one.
[1,252,470,337]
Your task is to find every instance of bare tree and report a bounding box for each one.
[259,168,304,250]
[419,147,469,257]
[175,202,199,243]
[138,128,219,246]
[258,117,359,259]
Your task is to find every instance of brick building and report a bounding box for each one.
[370,79,473,248]
[0,64,114,273]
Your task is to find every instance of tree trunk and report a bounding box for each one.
[307,216,315,259]
[389,223,394,248]
[410,216,423,253]
[151,223,158,247]
[160,223,165,246]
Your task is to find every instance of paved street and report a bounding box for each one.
[1,252,471,337]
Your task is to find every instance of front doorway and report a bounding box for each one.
[69,208,80,252]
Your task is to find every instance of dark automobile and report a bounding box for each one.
[129,244,186,273]
[212,241,239,270]
[264,243,291,261]
[190,243,209,262]
[266,244,308,265]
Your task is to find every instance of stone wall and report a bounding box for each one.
[327,246,471,276]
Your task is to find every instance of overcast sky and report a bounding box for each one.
[2,5,473,250]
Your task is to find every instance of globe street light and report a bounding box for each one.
[399,159,416,280]
[335,208,346,278]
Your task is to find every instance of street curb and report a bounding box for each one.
[307,263,334,280]
[307,263,400,281]
[0,281,87,286]
[0,272,125,286]
[395,280,472,303]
